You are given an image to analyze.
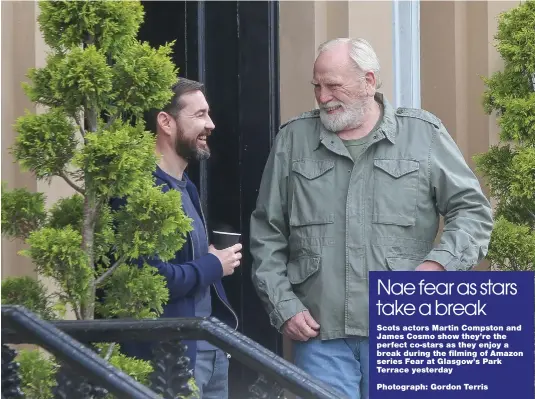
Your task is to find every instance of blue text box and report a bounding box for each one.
[369,271,534,398]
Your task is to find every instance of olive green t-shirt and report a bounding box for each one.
[342,106,384,162]
[343,133,373,162]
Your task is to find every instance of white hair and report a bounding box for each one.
[317,38,382,89]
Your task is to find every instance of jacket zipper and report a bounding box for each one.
[194,203,239,331]
[212,282,239,331]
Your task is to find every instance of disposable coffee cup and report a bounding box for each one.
[212,230,241,250]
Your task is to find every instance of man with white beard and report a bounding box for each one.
[249,38,493,399]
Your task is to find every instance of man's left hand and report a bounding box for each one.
[415,261,445,271]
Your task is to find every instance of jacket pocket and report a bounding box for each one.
[292,159,334,180]
[287,256,321,285]
[290,159,335,227]
[372,159,420,226]
[386,256,422,271]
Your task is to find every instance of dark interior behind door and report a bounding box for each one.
[139,1,281,396]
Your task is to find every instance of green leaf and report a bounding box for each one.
[38,0,144,54]
[16,349,58,399]
[1,276,57,320]
[1,184,47,239]
[495,93,535,144]
[23,44,114,115]
[22,226,92,309]
[97,263,169,319]
[48,195,115,266]
[75,121,157,198]
[114,185,192,261]
[23,54,66,109]
[494,1,535,74]
[12,108,78,178]
[509,146,535,200]
[487,216,535,271]
[111,41,178,118]
[51,45,113,114]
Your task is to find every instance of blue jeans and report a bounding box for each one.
[194,349,229,399]
[293,337,370,399]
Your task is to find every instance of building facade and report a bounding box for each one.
[3,0,513,273]
[1,0,515,394]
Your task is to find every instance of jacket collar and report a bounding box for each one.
[316,92,397,150]
[154,164,204,224]
[154,164,191,184]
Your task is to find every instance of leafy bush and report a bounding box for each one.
[1,276,57,320]
[1,1,197,397]
[474,0,535,271]
[16,350,58,399]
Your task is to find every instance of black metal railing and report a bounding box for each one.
[2,305,343,399]
[1,305,161,399]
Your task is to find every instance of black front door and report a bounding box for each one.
[139,1,281,396]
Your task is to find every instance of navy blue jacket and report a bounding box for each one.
[108,167,238,369]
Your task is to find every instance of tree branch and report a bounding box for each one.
[87,107,98,133]
[509,257,519,272]
[95,254,127,286]
[104,343,116,361]
[59,285,82,320]
[73,306,82,320]
[73,112,86,136]
[80,190,99,320]
[105,114,118,130]
[59,170,85,194]
[62,296,81,320]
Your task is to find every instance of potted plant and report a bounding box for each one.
[1,1,197,397]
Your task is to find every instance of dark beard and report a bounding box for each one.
[174,134,210,161]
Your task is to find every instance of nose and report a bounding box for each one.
[315,86,333,104]
[206,115,215,130]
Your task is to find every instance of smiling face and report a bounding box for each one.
[312,43,375,132]
[158,89,215,162]
[173,90,215,161]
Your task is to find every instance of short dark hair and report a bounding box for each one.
[144,77,205,134]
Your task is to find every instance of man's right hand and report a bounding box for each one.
[282,310,320,341]
[209,244,242,276]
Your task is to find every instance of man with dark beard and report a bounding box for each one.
[111,78,241,399]
[250,38,493,399]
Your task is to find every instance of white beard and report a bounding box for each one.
[319,98,369,132]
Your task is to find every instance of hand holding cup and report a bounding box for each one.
[209,231,242,276]
[209,243,242,276]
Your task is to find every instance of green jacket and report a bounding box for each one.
[250,93,493,339]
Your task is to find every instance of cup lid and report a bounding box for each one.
[212,230,241,236]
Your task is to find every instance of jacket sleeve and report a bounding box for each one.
[423,123,494,271]
[250,130,307,331]
[136,253,223,301]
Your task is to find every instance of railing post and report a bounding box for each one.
[150,340,194,399]
[248,374,285,399]
[1,344,24,398]
[53,363,96,399]
[53,346,110,399]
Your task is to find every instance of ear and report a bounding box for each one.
[364,71,377,97]
[156,111,174,136]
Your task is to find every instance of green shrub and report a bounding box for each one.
[16,349,58,399]
[1,1,196,396]
[1,276,57,320]
[474,0,535,271]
